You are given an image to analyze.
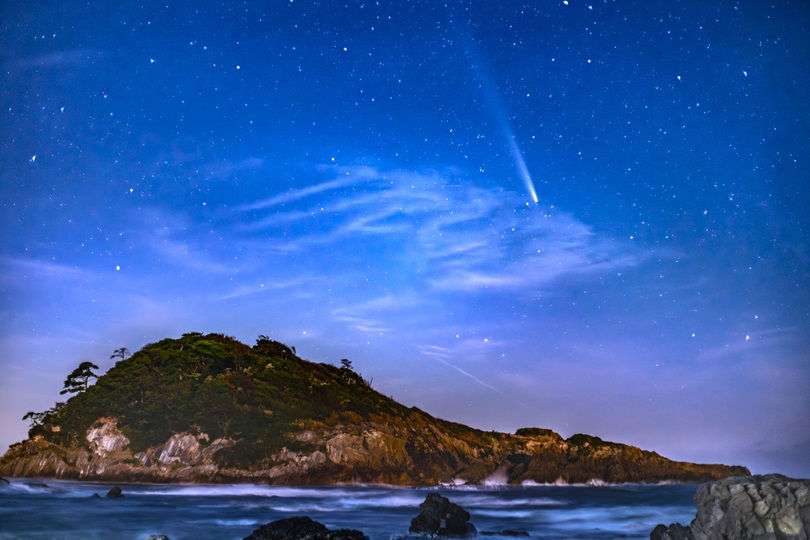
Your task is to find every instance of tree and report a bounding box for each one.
[23,402,65,428]
[59,361,100,395]
[340,358,353,370]
[110,347,130,362]
[22,410,47,428]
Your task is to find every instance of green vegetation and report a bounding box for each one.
[59,361,99,395]
[26,333,413,468]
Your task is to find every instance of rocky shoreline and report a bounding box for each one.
[652,474,810,540]
[0,416,749,486]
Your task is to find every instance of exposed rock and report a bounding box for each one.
[650,523,693,540]
[86,418,129,457]
[156,433,201,465]
[105,485,123,498]
[410,492,476,537]
[243,516,367,540]
[652,474,810,540]
[147,536,170,540]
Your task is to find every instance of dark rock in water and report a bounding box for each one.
[243,516,368,540]
[650,523,693,540]
[90,493,101,498]
[652,474,810,540]
[147,536,171,540]
[105,485,124,498]
[410,492,476,537]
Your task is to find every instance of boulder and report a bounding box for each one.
[651,474,810,540]
[147,536,171,540]
[409,492,476,537]
[105,485,123,498]
[243,516,367,540]
[650,523,693,540]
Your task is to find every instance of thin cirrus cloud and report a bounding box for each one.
[0,257,90,284]
[239,166,380,211]
[14,49,103,69]
[237,165,649,294]
[203,157,265,180]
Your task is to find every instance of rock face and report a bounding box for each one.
[651,474,810,540]
[410,492,476,537]
[86,418,129,456]
[243,516,368,540]
[0,426,235,483]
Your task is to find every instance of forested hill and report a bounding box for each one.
[0,332,749,485]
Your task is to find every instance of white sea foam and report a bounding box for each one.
[482,466,509,486]
[0,479,698,539]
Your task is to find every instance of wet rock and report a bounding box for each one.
[243,516,368,540]
[652,474,810,540]
[147,536,170,540]
[105,485,123,498]
[410,492,476,537]
[650,523,693,540]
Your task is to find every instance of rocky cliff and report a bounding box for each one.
[0,333,748,485]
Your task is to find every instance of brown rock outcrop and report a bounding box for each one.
[0,412,749,485]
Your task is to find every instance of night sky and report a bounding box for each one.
[2,1,808,478]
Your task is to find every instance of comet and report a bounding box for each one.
[508,136,539,203]
[460,30,539,204]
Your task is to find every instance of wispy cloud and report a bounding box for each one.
[15,49,103,69]
[203,157,265,180]
[331,312,391,333]
[218,278,314,300]
[239,166,380,211]
[237,164,647,293]
[0,257,89,282]
[330,294,406,333]
[697,326,803,364]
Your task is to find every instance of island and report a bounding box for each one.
[0,332,748,485]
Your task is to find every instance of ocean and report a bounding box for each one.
[0,479,697,539]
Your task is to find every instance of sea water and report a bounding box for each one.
[0,479,697,539]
